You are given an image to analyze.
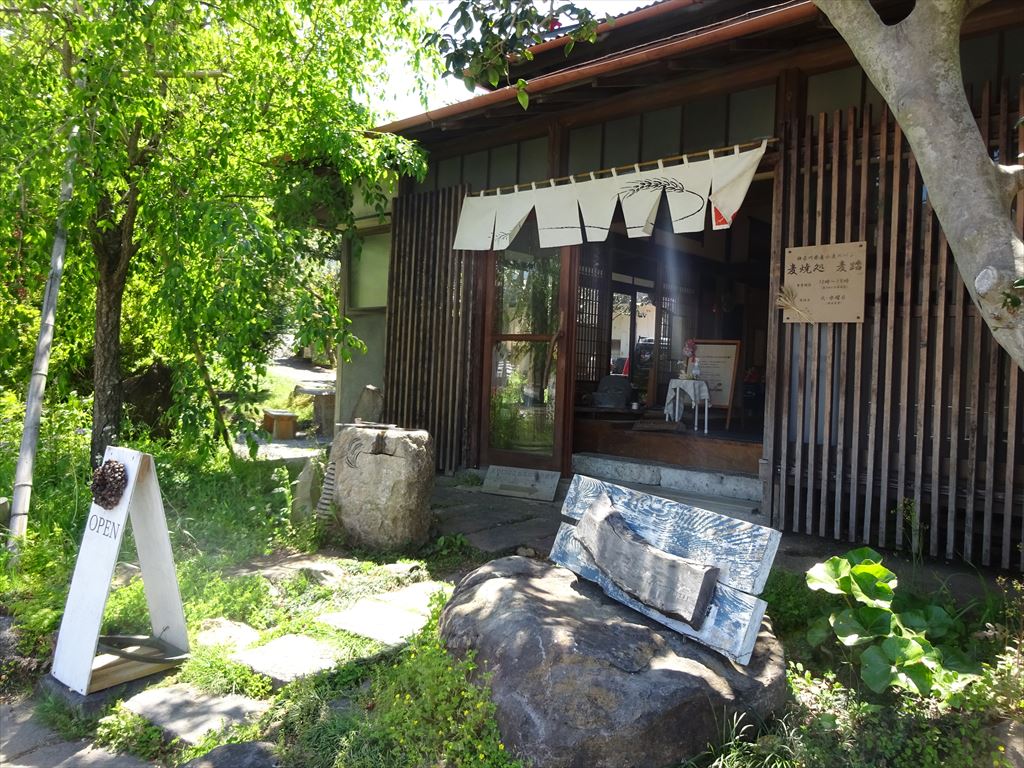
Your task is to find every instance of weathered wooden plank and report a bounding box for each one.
[930,228,949,558]
[913,202,933,557]
[805,113,826,536]
[947,234,965,560]
[864,111,889,545]
[879,120,903,546]
[561,475,781,594]
[550,523,766,665]
[574,496,719,628]
[777,118,800,531]
[819,110,840,538]
[849,105,870,542]
[834,107,853,540]
[963,83,992,563]
[896,154,917,549]
[763,149,785,526]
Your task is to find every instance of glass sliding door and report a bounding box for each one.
[482,224,569,470]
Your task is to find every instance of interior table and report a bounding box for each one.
[664,379,710,434]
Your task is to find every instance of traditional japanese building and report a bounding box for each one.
[337,0,1024,571]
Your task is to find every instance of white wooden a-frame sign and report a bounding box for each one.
[52,447,189,695]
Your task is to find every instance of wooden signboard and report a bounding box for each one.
[51,447,188,696]
[782,241,867,323]
[551,475,781,665]
[482,465,561,501]
[693,340,741,429]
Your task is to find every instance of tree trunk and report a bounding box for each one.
[90,191,138,465]
[814,0,1024,369]
[91,251,127,465]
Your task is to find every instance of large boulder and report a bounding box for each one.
[331,424,433,550]
[439,557,786,768]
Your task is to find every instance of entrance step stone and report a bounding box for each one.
[231,634,344,687]
[318,581,452,646]
[572,453,762,504]
[122,683,269,745]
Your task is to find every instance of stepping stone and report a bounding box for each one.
[179,740,279,768]
[317,581,452,646]
[195,619,260,651]
[318,601,428,646]
[379,581,452,614]
[122,683,268,745]
[231,635,343,687]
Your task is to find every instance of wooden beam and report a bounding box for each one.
[574,494,719,628]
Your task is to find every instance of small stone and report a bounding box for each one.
[179,741,280,768]
[194,619,260,651]
[515,546,538,558]
[231,635,343,687]
[122,683,268,745]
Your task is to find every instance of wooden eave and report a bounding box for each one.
[382,0,1021,155]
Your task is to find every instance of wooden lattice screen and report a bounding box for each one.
[764,80,1024,571]
[575,245,611,397]
[384,186,483,473]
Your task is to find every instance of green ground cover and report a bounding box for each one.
[2,390,1021,767]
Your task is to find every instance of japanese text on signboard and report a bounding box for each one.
[782,241,867,323]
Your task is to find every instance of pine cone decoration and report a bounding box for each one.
[92,460,128,509]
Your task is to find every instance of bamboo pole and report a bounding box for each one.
[8,129,78,552]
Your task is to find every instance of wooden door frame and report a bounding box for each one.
[479,245,577,473]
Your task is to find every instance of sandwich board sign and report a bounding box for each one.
[51,446,189,695]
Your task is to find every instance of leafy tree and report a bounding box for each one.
[433,0,1024,370]
[1,0,426,462]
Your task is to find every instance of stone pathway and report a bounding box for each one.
[2,557,453,767]
[0,700,154,767]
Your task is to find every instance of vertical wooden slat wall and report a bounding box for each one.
[766,82,1024,571]
[384,186,482,474]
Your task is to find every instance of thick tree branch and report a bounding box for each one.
[814,0,885,37]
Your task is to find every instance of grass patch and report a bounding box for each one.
[94,702,172,762]
[177,644,274,699]
[36,693,103,740]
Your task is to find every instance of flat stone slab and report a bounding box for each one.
[464,516,561,553]
[123,683,269,745]
[318,581,451,646]
[4,740,153,768]
[231,635,343,686]
[195,619,260,651]
[179,741,279,768]
[482,466,561,501]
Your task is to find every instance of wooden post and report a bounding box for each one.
[9,130,77,551]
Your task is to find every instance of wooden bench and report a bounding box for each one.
[550,475,780,665]
[262,409,297,440]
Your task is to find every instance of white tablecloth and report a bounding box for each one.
[664,379,711,433]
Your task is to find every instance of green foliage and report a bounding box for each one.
[103,566,274,635]
[36,693,102,740]
[428,1,603,96]
[806,547,977,701]
[421,534,487,575]
[0,0,427,449]
[177,644,273,699]
[332,594,521,768]
[94,703,170,761]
